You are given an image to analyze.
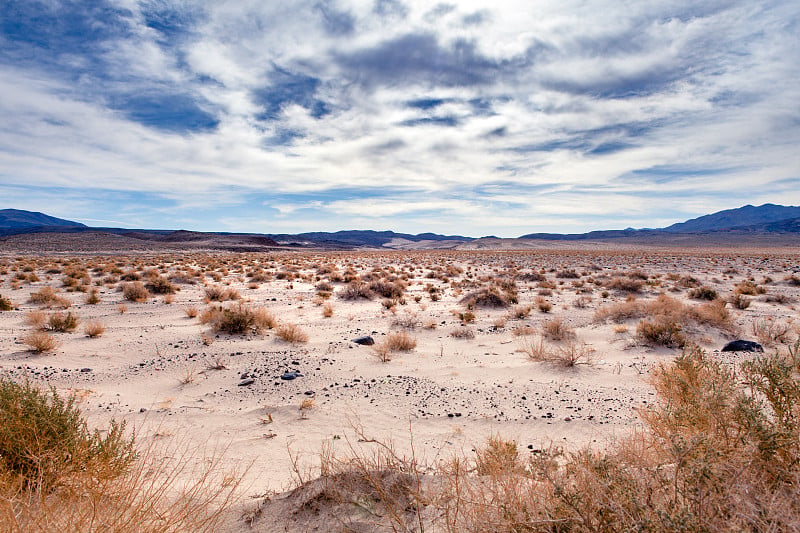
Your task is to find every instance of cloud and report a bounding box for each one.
[0,0,797,236]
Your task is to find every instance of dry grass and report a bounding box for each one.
[122,281,150,302]
[371,331,417,362]
[519,336,594,367]
[322,302,334,318]
[541,318,576,341]
[751,317,791,347]
[449,326,475,339]
[23,331,59,353]
[275,323,309,344]
[83,320,106,338]
[185,305,199,318]
[29,286,71,308]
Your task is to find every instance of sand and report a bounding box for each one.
[1,246,798,529]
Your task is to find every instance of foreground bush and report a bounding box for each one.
[200,303,275,334]
[0,379,134,491]
[0,381,241,531]
[280,344,800,531]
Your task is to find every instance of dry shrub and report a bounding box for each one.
[689,299,733,331]
[461,287,510,309]
[519,336,593,367]
[25,309,47,328]
[391,315,420,329]
[688,286,718,300]
[636,317,686,348]
[541,318,576,341]
[450,326,475,339]
[84,288,100,305]
[204,285,239,302]
[509,305,532,319]
[735,280,765,295]
[275,323,309,344]
[369,280,406,299]
[385,331,417,351]
[535,296,552,313]
[201,303,274,335]
[730,292,752,309]
[122,281,149,302]
[29,286,70,308]
[751,317,791,347]
[23,331,59,353]
[45,311,79,332]
[0,294,13,311]
[605,276,643,293]
[339,281,374,300]
[185,305,199,318]
[83,320,106,338]
[322,302,334,317]
[0,382,241,531]
[145,275,176,295]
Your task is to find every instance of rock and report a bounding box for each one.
[721,340,764,352]
[80,368,92,372]
[280,371,301,380]
[352,335,375,346]
[238,378,255,386]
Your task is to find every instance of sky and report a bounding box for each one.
[1,0,799,237]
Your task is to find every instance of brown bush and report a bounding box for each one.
[275,323,309,344]
[23,331,59,353]
[122,282,149,302]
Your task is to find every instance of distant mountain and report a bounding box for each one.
[0,209,86,229]
[662,204,800,233]
[269,230,473,247]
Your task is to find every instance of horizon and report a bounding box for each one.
[1,2,798,237]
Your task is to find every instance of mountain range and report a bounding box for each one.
[1,204,800,250]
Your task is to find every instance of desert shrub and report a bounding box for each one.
[605,276,643,293]
[555,269,580,279]
[185,305,199,318]
[275,323,309,343]
[509,305,532,319]
[339,281,374,300]
[688,286,718,300]
[201,303,275,335]
[535,296,552,313]
[519,336,593,367]
[751,317,791,347]
[735,280,765,295]
[145,275,176,294]
[449,326,475,339]
[204,285,239,302]
[45,311,79,332]
[0,379,135,490]
[730,292,751,309]
[594,296,644,323]
[385,331,417,351]
[122,281,149,302]
[0,294,13,311]
[461,287,510,309]
[391,315,420,329]
[29,286,70,308]
[541,318,576,341]
[83,320,106,338]
[689,299,734,331]
[636,317,686,348]
[369,280,405,299]
[84,288,101,305]
[23,331,59,353]
[475,436,521,476]
[322,302,334,317]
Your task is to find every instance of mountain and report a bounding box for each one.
[0,209,86,229]
[662,204,800,233]
[270,230,473,247]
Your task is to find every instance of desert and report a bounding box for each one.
[2,237,799,531]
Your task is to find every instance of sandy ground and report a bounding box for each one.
[1,247,799,529]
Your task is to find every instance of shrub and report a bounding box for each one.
[688,286,718,300]
[730,293,751,309]
[0,295,13,311]
[594,297,644,323]
[369,280,405,299]
[84,288,101,305]
[450,326,475,339]
[605,276,643,293]
[23,331,59,353]
[461,287,510,309]
[202,303,274,335]
[0,379,135,490]
[122,282,149,302]
[204,285,239,302]
[519,336,593,367]
[185,305,199,318]
[385,331,417,352]
[541,318,576,341]
[322,302,334,318]
[83,320,106,338]
[29,286,71,308]
[275,323,309,343]
[636,317,686,348]
[45,311,79,332]
[145,275,176,294]
[339,281,374,300]
[535,296,552,313]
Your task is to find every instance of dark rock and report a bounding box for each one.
[238,378,255,386]
[304,390,315,396]
[352,335,375,346]
[80,368,92,372]
[721,340,764,352]
[280,372,301,380]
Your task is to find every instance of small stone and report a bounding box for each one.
[280,372,300,380]
[80,368,92,373]
[721,340,764,352]
[238,378,255,386]
[352,336,375,346]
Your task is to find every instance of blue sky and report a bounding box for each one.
[1,0,798,237]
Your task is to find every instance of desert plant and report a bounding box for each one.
[45,311,79,332]
[84,288,101,305]
[688,286,718,300]
[0,379,135,490]
[636,317,686,348]
[322,302,334,317]
[29,286,70,308]
[751,317,791,347]
[23,331,59,353]
[535,296,552,313]
[450,326,476,339]
[202,303,274,335]
[185,305,199,318]
[730,292,752,309]
[122,281,149,302]
[145,275,176,295]
[83,320,106,338]
[275,323,309,343]
[0,294,13,311]
[541,318,576,341]
[339,281,374,300]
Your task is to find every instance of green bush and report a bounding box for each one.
[0,379,135,490]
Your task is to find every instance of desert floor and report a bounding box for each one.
[1,246,799,529]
